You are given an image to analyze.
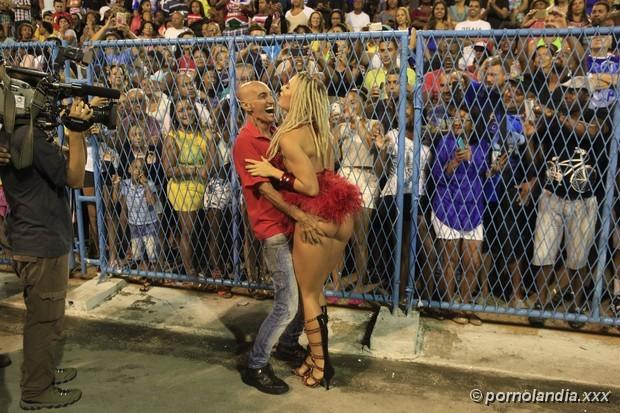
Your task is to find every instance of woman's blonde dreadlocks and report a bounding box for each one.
[267,72,331,167]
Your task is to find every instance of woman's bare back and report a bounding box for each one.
[278,125,353,241]
[279,124,326,173]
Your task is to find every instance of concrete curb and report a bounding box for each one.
[2,276,619,392]
[66,278,127,311]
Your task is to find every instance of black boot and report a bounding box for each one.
[241,364,289,395]
[321,305,328,321]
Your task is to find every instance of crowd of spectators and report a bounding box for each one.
[2,0,620,327]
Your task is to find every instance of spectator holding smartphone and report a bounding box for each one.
[430,106,503,325]
[522,0,549,28]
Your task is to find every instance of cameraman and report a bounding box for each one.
[0,100,93,410]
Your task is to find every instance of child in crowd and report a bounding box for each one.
[113,157,161,271]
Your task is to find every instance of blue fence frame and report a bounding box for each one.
[1,29,619,327]
[407,27,620,326]
[85,31,410,306]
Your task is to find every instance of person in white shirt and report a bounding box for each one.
[378,99,435,301]
[346,0,371,32]
[285,0,314,32]
[164,11,189,38]
[454,0,491,30]
[455,0,491,70]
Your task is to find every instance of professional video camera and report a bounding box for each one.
[0,45,121,169]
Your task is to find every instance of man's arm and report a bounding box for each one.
[65,100,93,188]
[234,136,325,243]
[258,181,325,244]
[91,15,114,41]
[143,180,157,206]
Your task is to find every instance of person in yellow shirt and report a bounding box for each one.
[33,21,61,41]
[164,99,216,276]
[363,38,416,99]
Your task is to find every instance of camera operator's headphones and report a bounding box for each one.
[0,65,47,170]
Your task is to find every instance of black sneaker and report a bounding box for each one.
[54,368,77,384]
[528,303,545,327]
[20,386,82,410]
[568,305,587,330]
[241,364,289,395]
[613,295,620,317]
[273,343,306,364]
[0,354,10,368]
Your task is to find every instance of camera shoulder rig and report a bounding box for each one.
[0,65,47,170]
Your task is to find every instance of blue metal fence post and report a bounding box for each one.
[84,44,109,282]
[55,41,80,271]
[92,135,108,282]
[390,31,409,313]
[591,80,620,321]
[227,37,242,284]
[404,29,427,315]
[74,187,87,275]
[73,44,96,276]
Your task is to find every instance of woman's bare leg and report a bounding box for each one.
[439,239,459,302]
[293,216,354,381]
[352,208,371,292]
[83,187,99,257]
[178,211,197,276]
[461,239,482,304]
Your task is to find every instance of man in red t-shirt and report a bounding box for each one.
[232,81,323,395]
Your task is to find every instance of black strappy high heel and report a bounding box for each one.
[301,314,334,390]
[292,305,329,378]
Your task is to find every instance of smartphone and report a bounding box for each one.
[534,9,547,20]
[456,136,466,150]
[116,11,127,26]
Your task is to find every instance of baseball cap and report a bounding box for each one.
[99,6,111,22]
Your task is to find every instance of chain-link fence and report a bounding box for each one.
[83,28,620,327]
[3,27,620,328]
[408,27,620,327]
[87,31,410,305]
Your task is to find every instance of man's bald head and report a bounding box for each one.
[237,81,276,127]
[238,81,270,106]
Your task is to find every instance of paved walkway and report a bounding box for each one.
[0,272,619,412]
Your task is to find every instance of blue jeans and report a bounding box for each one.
[247,233,304,369]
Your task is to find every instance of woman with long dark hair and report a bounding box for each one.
[427,0,453,29]
[566,0,590,27]
[329,9,345,29]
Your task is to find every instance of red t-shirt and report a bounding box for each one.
[232,120,292,240]
[177,55,196,72]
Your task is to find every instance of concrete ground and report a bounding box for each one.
[1,271,619,413]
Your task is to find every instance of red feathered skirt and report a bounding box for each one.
[281,170,362,228]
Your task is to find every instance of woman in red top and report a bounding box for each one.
[246,73,361,389]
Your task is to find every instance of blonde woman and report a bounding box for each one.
[395,6,417,51]
[246,73,362,389]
